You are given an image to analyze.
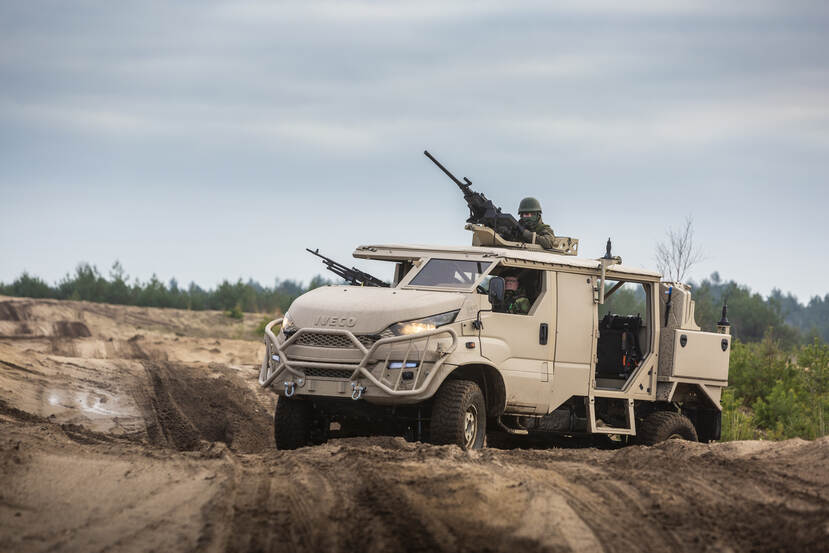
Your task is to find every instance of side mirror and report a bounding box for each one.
[488,276,505,308]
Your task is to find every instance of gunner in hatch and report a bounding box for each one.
[518,197,556,250]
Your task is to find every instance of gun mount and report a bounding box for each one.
[465,224,578,255]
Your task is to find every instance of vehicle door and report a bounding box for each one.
[477,268,555,414]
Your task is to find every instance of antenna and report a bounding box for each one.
[602,238,613,260]
[717,299,731,335]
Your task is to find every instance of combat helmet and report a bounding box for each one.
[518,197,542,214]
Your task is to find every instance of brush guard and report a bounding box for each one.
[259,318,458,397]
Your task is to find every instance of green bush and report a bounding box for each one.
[720,389,757,441]
[752,380,813,440]
[225,305,244,320]
[255,315,281,336]
[796,338,829,438]
[725,336,829,440]
[728,333,795,406]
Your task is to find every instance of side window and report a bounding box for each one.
[479,264,544,315]
[599,281,646,319]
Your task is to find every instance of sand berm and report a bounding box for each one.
[0,296,826,553]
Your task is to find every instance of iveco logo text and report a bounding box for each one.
[315,315,357,327]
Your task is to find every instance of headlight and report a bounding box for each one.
[281,312,296,334]
[387,310,459,336]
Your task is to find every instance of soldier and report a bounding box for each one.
[518,197,556,250]
[503,274,531,315]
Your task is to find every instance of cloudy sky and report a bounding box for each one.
[1,1,828,302]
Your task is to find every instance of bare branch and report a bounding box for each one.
[655,215,705,283]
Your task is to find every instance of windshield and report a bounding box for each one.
[407,258,492,289]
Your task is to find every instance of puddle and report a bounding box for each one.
[40,387,143,434]
[77,391,120,416]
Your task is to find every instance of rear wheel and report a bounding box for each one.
[273,396,314,450]
[430,380,486,450]
[637,411,698,445]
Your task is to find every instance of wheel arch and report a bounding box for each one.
[671,382,722,411]
[445,363,506,419]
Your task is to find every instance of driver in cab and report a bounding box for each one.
[503,275,530,315]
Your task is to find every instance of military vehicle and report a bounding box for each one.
[259,153,730,450]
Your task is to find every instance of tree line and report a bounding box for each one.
[0,261,331,316]
[689,272,827,346]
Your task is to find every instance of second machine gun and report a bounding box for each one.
[424,150,526,243]
[306,248,389,287]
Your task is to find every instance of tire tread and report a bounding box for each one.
[430,380,485,449]
[638,411,698,446]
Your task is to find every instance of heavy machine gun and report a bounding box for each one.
[306,248,389,287]
[424,150,525,243]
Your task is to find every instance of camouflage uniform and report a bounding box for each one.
[526,220,557,250]
[504,289,531,315]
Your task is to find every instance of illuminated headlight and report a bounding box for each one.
[281,312,297,334]
[387,310,459,336]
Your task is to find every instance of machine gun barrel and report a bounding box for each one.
[305,248,389,288]
[424,149,524,242]
[424,150,473,197]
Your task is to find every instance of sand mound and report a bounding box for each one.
[0,300,25,321]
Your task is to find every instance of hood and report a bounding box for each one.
[287,285,469,334]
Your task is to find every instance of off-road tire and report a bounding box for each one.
[273,397,313,450]
[638,411,698,445]
[430,379,486,450]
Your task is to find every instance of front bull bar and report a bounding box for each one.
[259,319,458,397]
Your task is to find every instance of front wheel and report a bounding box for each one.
[637,411,698,445]
[430,380,486,450]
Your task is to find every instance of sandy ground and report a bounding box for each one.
[0,296,827,553]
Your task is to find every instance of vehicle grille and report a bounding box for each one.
[291,332,390,349]
[303,367,356,379]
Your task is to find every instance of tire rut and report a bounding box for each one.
[131,361,273,452]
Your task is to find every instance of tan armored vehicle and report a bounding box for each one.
[259,221,730,450]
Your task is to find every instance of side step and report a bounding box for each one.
[587,397,636,435]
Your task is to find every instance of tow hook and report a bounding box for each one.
[284,381,296,397]
[351,382,366,400]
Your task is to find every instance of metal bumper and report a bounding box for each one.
[259,319,458,398]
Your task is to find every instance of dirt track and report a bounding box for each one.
[1,297,827,553]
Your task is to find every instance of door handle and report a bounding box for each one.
[539,323,548,345]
